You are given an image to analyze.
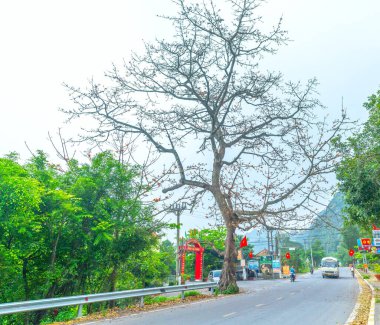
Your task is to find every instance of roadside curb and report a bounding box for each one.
[356,270,375,325]
[345,270,362,325]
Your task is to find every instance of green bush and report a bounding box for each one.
[183,290,200,297]
[40,307,79,324]
[221,284,239,295]
[363,274,370,279]
[144,295,178,305]
[372,264,380,274]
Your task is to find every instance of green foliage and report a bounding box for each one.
[372,264,380,274]
[182,290,200,297]
[279,235,307,271]
[363,274,370,279]
[336,89,380,227]
[144,295,179,305]
[0,151,167,324]
[307,240,326,267]
[185,227,226,276]
[336,223,361,265]
[144,291,201,306]
[158,240,176,276]
[221,284,239,295]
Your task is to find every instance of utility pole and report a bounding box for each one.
[275,233,279,257]
[310,240,314,268]
[267,227,274,255]
[169,202,190,285]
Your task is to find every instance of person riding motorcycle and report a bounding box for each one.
[290,266,296,282]
[310,266,314,274]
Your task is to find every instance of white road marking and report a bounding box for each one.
[223,312,237,317]
[256,304,265,307]
[276,297,283,300]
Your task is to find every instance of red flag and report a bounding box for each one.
[373,224,379,230]
[248,251,253,259]
[240,236,248,248]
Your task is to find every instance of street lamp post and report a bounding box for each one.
[169,202,190,285]
[309,240,314,268]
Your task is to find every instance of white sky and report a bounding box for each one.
[1,0,379,238]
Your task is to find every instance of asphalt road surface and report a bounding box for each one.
[84,267,359,325]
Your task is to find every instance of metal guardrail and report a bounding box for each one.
[0,282,218,317]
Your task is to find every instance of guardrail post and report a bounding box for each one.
[77,304,83,318]
[211,286,214,294]
[181,291,185,300]
[140,296,144,308]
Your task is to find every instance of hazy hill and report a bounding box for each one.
[291,192,345,254]
[247,193,345,255]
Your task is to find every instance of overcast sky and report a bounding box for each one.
[1,0,379,238]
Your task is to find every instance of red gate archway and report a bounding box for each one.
[179,239,205,281]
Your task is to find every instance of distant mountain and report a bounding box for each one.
[291,192,345,254]
[247,228,269,254]
[247,193,346,255]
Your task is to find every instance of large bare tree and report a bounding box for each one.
[64,0,350,291]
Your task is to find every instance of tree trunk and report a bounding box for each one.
[22,259,30,300]
[219,223,238,292]
[108,265,118,308]
[22,259,30,325]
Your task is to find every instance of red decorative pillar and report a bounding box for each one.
[194,248,204,281]
[181,252,186,275]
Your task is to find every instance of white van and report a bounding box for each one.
[208,270,221,283]
[321,257,339,278]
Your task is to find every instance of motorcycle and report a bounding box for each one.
[290,273,296,282]
[310,268,314,275]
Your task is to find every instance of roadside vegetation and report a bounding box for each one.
[0,151,171,324]
[41,291,207,325]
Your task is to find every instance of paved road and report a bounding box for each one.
[84,267,359,325]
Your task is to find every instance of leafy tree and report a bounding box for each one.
[336,89,380,226]
[306,240,325,267]
[64,0,349,290]
[336,224,361,265]
[61,152,161,295]
[279,236,306,271]
[186,227,226,276]
[159,239,176,276]
[0,151,165,324]
[0,158,43,303]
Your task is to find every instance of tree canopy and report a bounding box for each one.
[0,152,167,324]
[65,0,349,290]
[336,89,380,227]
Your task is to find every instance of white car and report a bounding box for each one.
[208,270,222,283]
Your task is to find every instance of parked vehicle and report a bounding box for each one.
[208,270,222,283]
[321,257,339,278]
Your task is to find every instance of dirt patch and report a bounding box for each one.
[49,294,218,325]
[349,275,372,325]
